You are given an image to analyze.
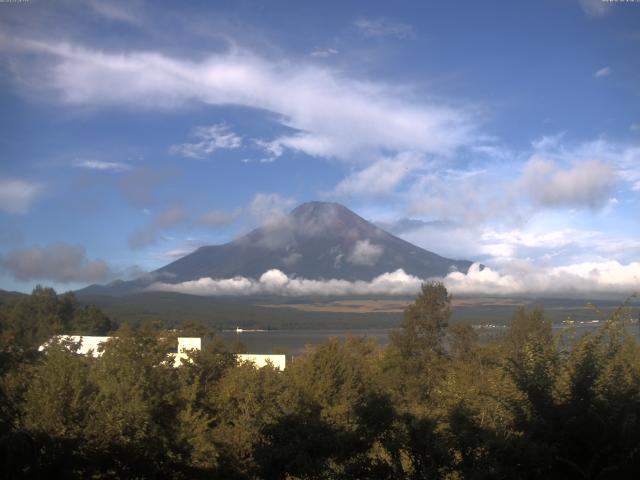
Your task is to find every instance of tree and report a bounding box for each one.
[70,305,112,335]
[83,325,181,477]
[384,282,452,407]
[391,282,451,358]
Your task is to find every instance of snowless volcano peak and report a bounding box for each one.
[79,201,474,295]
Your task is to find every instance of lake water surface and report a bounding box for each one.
[218,321,627,355]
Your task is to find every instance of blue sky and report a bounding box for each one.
[0,0,639,297]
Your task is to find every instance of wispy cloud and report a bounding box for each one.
[335,153,421,197]
[0,178,43,214]
[402,136,639,229]
[594,66,611,78]
[578,0,610,17]
[0,242,113,283]
[5,39,476,163]
[532,137,640,193]
[354,18,415,39]
[198,208,239,228]
[407,167,516,226]
[310,47,339,58]
[249,193,296,220]
[76,160,131,172]
[521,157,616,210]
[129,206,190,249]
[170,124,242,159]
[118,167,176,208]
[86,0,144,27]
[254,139,285,163]
[375,218,456,235]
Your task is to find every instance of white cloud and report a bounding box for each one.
[310,47,339,58]
[354,18,414,39]
[530,132,566,151]
[0,179,43,214]
[254,139,285,162]
[335,153,421,197]
[578,0,610,17]
[482,227,640,265]
[347,240,384,266]
[0,243,113,283]
[148,259,640,299]
[407,167,518,226]
[521,157,616,209]
[170,124,242,159]
[76,160,131,172]
[249,192,296,220]
[402,137,638,228]
[529,136,640,194]
[480,228,595,251]
[8,39,475,162]
[594,66,611,78]
[149,268,423,296]
[444,261,640,299]
[86,0,143,27]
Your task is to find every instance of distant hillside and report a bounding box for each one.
[78,291,402,330]
[77,291,639,331]
[79,201,474,296]
[0,289,27,304]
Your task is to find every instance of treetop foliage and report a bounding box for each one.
[1,284,639,478]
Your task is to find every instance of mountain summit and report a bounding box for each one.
[81,202,473,295]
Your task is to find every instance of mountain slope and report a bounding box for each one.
[80,201,474,296]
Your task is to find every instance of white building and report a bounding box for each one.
[39,335,202,367]
[237,353,286,370]
[39,335,285,369]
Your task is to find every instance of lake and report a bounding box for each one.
[218,320,632,355]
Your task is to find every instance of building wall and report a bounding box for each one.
[237,354,286,370]
[38,335,111,357]
[39,335,285,369]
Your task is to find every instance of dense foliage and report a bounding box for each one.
[1,284,639,479]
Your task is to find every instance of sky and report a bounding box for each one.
[0,0,639,298]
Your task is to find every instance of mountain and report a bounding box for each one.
[0,289,27,304]
[79,201,474,296]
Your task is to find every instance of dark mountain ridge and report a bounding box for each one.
[79,201,474,296]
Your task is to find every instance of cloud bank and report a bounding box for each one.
[445,262,640,298]
[0,243,113,283]
[148,261,640,299]
[150,269,423,297]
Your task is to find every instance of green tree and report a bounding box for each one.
[384,282,452,408]
[211,360,286,477]
[83,325,182,477]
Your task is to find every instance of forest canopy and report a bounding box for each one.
[1,284,639,479]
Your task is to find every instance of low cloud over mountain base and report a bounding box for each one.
[148,261,640,300]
